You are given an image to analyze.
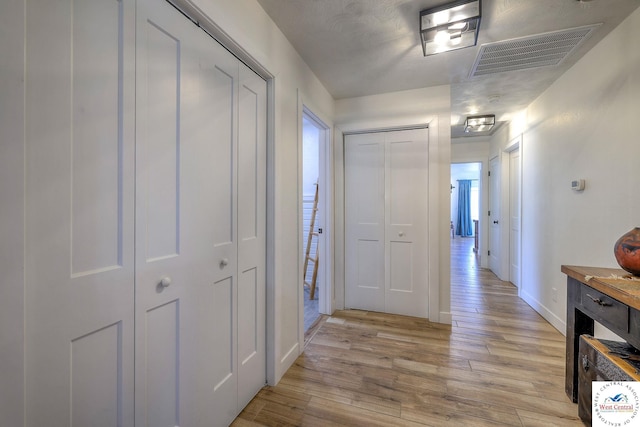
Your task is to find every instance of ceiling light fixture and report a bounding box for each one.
[464,114,495,133]
[420,0,481,56]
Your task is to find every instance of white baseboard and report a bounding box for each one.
[520,289,566,336]
[271,342,300,385]
[438,311,452,325]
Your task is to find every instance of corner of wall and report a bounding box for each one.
[436,113,452,323]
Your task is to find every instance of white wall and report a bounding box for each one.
[334,86,452,324]
[0,1,25,425]
[451,138,490,162]
[492,7,640,333]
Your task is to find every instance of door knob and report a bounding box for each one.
[398,231,405,237]
[159,277,172,288]
[493,220,499,224]
[220,258,229,268]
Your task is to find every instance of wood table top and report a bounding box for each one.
[562,265,640,309]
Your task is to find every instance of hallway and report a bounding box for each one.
[233,237,581,426]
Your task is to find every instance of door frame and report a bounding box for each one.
[488,135,523,284]
[506,135,522,291]
[297,92,334,347]
[449,160,488,269]
[488,155,502,278]
[343,129,429,318]
[337,123,444,322]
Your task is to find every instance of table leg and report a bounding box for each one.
[565,277,594,402]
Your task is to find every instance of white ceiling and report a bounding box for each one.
[256,0,640,137]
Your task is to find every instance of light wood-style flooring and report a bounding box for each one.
[232,237,581,426]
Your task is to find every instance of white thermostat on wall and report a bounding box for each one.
[571,179,585,191]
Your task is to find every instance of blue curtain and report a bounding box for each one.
[456,180,473,237]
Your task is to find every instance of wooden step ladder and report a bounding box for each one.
[304,182,319,300]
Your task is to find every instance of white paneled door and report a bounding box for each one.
[489,155,501,276]
[24,0,266,426]
[345,129,429,318]
[136,0,266,426]
[24,0,136,425]
[237,63,268,411]
[509,149,521,288]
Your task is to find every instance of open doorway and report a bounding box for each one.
[302,113,323,332]
[451,162,481,249]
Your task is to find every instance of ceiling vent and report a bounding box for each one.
[469,24,601,77]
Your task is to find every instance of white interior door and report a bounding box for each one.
[23,0,264,425]
[345,133,386,312]
[509,149,521,288]
[489,155,501,275]
[385,130,429,317]
[237,61,267,410]
[24,0,136,425]
[136,1,266,425]
[135,3,213,423]
[345,129,429,318]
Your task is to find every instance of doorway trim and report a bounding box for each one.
[488,155,503,279]
[490,134,523,284]
[505,134,522,293]
[297,91,334,348]
[449,157,489,269]
[336,121,446,323]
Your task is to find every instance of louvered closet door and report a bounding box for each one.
[135,1,266,426]
[24,0,136,425]
[345,129,429,318]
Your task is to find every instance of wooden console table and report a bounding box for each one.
[562,265,640,403]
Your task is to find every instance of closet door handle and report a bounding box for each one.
[159,277,172,288]
[220,258,229,268]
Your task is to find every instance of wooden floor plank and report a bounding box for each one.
[232,237,581,426]
[517,408,585,427]
[305,396,425,427]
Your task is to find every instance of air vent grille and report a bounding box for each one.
[469,24,601,77]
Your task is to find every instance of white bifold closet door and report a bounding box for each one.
[24,0,137,425]
[136,0,266,426]
[345,129,429,318]
[23,0,266,425]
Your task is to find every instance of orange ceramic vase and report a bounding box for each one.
[614,227,640,276]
